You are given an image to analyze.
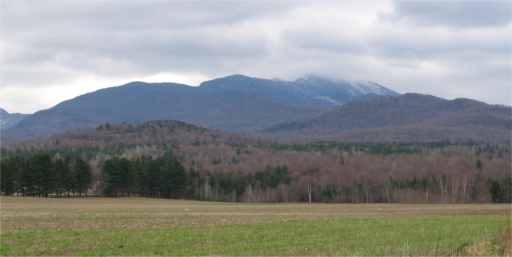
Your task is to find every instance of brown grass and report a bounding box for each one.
[1,196,510,232]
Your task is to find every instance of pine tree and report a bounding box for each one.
[74,158,92,197]
[53,158,69,196]
[27,154,54,197]
[1,157,22,195]
[159,151,186,198]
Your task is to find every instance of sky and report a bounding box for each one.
[1,0,511,113]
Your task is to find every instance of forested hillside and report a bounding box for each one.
[1,120,511,203]
[265,93,512,143]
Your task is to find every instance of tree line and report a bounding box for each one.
[1,150,511,203]
[101,153,292,201]
[0,151,294,201]
[102,152,187,197]
[1,153,91,197]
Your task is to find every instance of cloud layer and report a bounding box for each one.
[1,0,511,113]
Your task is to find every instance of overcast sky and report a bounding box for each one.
[1,0,511,113]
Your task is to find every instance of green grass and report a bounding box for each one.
[2,215,509,256]
[0,197,510,256]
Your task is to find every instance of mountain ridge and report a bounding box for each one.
[3,74,397,142]
[0,108,28,131]
[264,93,511,143]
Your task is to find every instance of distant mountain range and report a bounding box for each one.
[2,74,509,144]
[265,93,512,143]
[0,108,28,131]
[2,74,397,142]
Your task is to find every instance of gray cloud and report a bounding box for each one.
[390,0,512,27]
[0,0,510,113]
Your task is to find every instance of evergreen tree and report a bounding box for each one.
[471,159,483,201]
[1,157,22,195]
[159,152,186,198]
[26,154,53,197]
[103,157,136,196]
[74,158,92,196]
[118,158,136,195]
[103,158,121,196]
[53,158,70,196]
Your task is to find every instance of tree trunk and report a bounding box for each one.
[308,183,312,205]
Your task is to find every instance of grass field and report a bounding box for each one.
[0,197,510,256]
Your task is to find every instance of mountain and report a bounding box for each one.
[0,108,28,131]
[265,93,512,143]
[4,74,397,142]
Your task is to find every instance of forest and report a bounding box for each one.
[2,146,511,203]
[1,121,511,203]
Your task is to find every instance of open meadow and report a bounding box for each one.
[0,197,510,256]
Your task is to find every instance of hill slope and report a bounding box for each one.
[4,74,397,142]
[5,119,510,204]
[265,93,512,143]
[0,108,28,131]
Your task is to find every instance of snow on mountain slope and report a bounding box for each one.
[349,80,398,96]
[294,75,398,104]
